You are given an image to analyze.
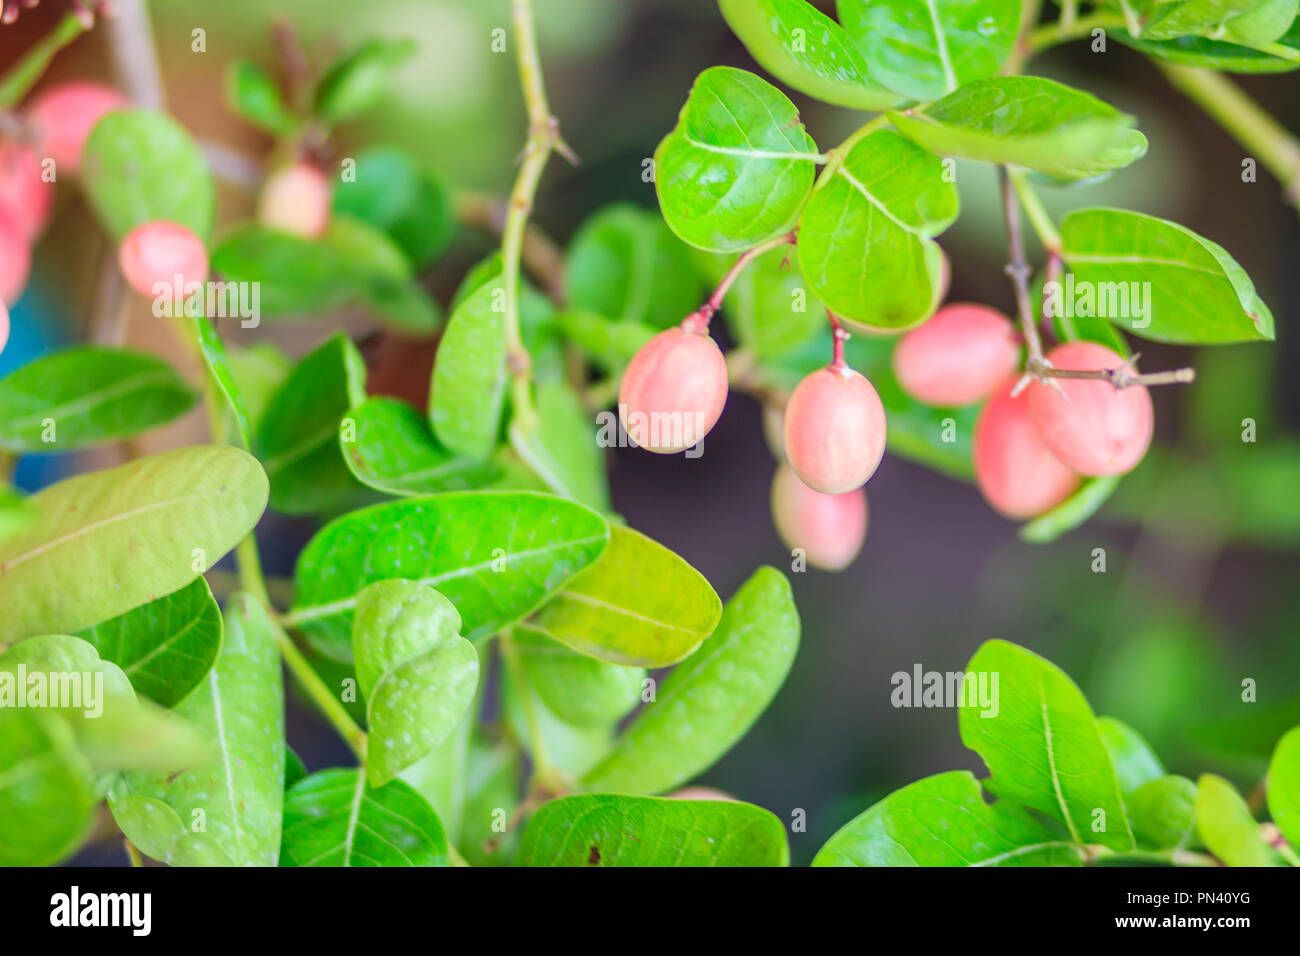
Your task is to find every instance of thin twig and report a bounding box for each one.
[683,229,797,334]
[104,0,165,109]
[454,190,566,302]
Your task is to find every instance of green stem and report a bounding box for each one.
[274,622,367,759]
[1022,13,1129,58]
[498,629,553,783]
[124,839,143,868]
[0,13,89,109]
[1007,168,1062,251]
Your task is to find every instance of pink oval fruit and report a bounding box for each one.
[0,143,54,238]
[0,212,31,304]
[1028,341,1154,476]
[894,303,1020,406]
[26,81,129,174]
[974,377,1080,519]
[667,787,737,802]
[618,326,728,454]
[117,220,208,299]
[770,463,867,571]
[258,162,332,238]
[783,365,886,494]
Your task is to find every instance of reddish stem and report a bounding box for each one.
[681,230,797,334]
[827,309,849,371]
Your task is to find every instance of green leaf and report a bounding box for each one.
[554,310,656,372]
[281,767,448,866]
[509,381,611,511]
[110,593,284,866]
[341,396,501,497]
[566,204,701,330]
[82,108,215,242]
[718,0,902,109]
[503,670,617,777]
[799,129,957,329]
[655,66,820,253]
[514,625,644,727]
[1224,0,1299,43]
[332,147,454,267]
[430,280,507,460]
[352,580,479,786]
[225,342,290,428]
[289,491,610,659]
[519,793,789,866]
[0,446,268,644]
[959,640,1135,851]
[888,76,1148,182]
[458,738,520,866]
[1141,0,1261,39]
[838,0,1021,101]
[224,60,298,138]
[398,712,472,844]
[1195,773,1273,865]
[527,525,721,667]
[696,244,824,360]
[193,316,253,447]
[0,709,94,866]
[1019,475,1121,544]
[813,771,1087,866]
[1048,274,1132,356]
[1060,207,1274,343]
[1129,775,1197,850]
[0,486,34,540]
[0,346,196,453]
[256,332,367,514]
[313,38,417,125]
[75,576,222,708]
[1116,20,1300,71]
[1266,726,1300,849]
[583,566,798,793]
[1096,715,1165,793]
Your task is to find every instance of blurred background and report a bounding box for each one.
[2,0,1297,865]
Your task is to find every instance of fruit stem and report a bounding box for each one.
[687,229,798,334]
[0,12,90,109]
[827,309,850,371]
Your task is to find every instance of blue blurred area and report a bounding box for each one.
[3,284,73,493]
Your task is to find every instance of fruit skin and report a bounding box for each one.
[893,302,1020,406]
[783,365,887,494]
[667,786,737,802]
[1027,341,1154,476]
[0,143,54,238]
[258,162,332,238]
[618,326,728,454]
[117,221,209,299]
[26,81,129,174]
[770,463,867,571]
[0,212,31,304]
[974,377,1080,520]
[0,298,9,357]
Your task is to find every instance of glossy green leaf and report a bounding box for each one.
[1115,20,1300,71]
[110,593,284,866]
[82,108,215,241]
[1129,775,1197,850]
[1195,773,1273,865]
[553,310,656,372]
[1266,726,1300,849]
[583,566,798,793]
[313,38,417,125]
[341,396,501,497]
[224,342,290,427]
[1060,207,1274,343]
[527,525,720,667]
[503,669,617,778]
[1224,0,1299,43]
[192,317,252,447]
[0,346,196,453]
[655,66,820,252]
[224,60,298,138]
[509,381,611,511]
[289,491,609,659]
[799,129,957,329]
[398,712,472,845]
[0,446,268,644]
[959,640,1135,850]
[514,625,644,727]
[696,244,823,360]
[280,767,448,866]
[888,76,1148,182]
[0,486,33,540]
[838,0,1021,101]
[0,709,94,866]
[332,147,454,267]
[430,280,506,460]
[1048,275,1132,356]
[814,771,1087,866]
[1096,715,1165,793]
[459,738,520,866]
[352,580,479,786]
[76,576,222,708]
[1142,0,1260,39]
[1019,475,1121,544]
[520,793,789,866]
[718,0,901,109]
[256,332,367,514]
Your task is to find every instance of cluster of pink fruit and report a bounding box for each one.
[618,300,1152,572]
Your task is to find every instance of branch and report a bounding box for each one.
[104,0,165,109]
[684,229,797,333]
[0,12,89,108]
[454,189,566,303]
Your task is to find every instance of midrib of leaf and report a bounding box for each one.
[835,165,917,236]
[1064,253,1225,278]
[206,667,246,854]
[1,369,181,434]
[341,770,365,867]
[262,419,340,476]
[681,136,822,162]
[546,589,703,635]
[923,0,958,93]
[1038,677,1082,843]
[973,841,1084,866]
[121,607,206,676]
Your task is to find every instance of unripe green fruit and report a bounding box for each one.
[783,365,886,494]
[0,143,54,238]
[770,463,867,571]
[117,220,209,299]
[974,377,1079,519]
[0,212,31,304]
[1028,342,1154,476]
[893,303,1020,406]
[258,162,332,238]
[618,326,728,454]
[26,81,128,174]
